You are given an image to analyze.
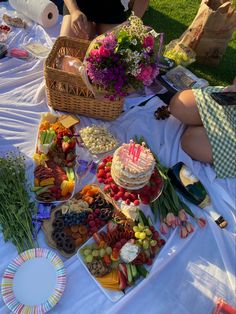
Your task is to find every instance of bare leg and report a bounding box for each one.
[60,15,95,39]
[169,89,202,126]
[181,126,213,163]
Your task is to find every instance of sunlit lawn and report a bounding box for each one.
[143,0,236,86]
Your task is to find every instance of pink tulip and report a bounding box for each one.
[165,212,176,227]
[186,222,194,233]
[175,216,181,226]
[178,209,188,222]
[180,226,188,238]
[197,217,207,228]
[160,222,169,235]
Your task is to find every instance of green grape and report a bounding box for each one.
[150,240,157,247]
[91,243,98,249]
[99,248,106,257]
[133,226,139,232]
[84,249,92,256]
[139,232,146,240]
[135,232,141,239]
[145,229,152,236]
[137,239,143,246]
[85,254,93,263]
[92,250,99,257]
[138,223,144,230]
[142,240,149,250]
[106,246,112,255]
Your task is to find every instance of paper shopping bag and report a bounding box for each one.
[178,0,236,65]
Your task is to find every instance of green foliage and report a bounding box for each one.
[0,150,37,252]
[143,0,236,85]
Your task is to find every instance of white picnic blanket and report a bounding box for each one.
[0,3,235,314]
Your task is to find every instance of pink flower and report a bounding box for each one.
[175,216,181,226]
[137,65,153,85]
[160,222,169,235]
[178,209,188,222]
[90,49,100,58]
[180,226,188,238]
[165,212,176,227]
[186,222,194,233]
[143,35,155,49]
[197,217,207,228]
[99,45,110,57]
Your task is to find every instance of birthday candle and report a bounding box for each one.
[132,144,136,162]
[135,145,142,162]
[128,139,134,155]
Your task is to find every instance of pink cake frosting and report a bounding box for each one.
[111,142,155,190]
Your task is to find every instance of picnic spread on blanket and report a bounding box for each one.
[0,1,235,314]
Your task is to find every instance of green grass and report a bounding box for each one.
[143,0,236,86]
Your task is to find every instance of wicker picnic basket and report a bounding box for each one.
[44,36,124,121]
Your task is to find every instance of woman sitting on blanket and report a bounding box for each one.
[61,0,149,39]
[169,77,236,178]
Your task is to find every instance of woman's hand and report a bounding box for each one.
[70,9,89,39]
[223,77,236,92]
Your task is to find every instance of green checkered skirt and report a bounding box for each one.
[193,86,236,178]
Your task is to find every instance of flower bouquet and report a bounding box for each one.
[84,14,163,100]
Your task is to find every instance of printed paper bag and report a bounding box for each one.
[178,0,236,65]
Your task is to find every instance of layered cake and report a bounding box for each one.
[111,142,155,190]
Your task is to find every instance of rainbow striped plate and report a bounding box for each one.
[1,248,66,314]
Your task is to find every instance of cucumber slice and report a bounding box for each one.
[136,265,149,278]
[130,264,137,279]
[126,264,133,284]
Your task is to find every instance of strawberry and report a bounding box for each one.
[62,141,70,153]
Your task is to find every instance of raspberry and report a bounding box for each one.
[110,191,115,197]
[124,192,130,198]
[125,199,131,205]
[108,177,114,183]
[89,220,95,227]
[105,167,111,173]
[118,187,125,193]
[98,169,105,177]
[141,197,150,205]
[95,208,100,215]
[98,178,103,183]
[113,194,119,201]
[129,193,136,202]
[117,191,124,199]
[95,218,101,225]
[104,185,111,192]
[110,183,117,191]
[133,200,140,206]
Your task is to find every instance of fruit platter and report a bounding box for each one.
[77,210,166,302]
[96,141,164,205]
[32,113,78,202]
[42,184,118,257]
